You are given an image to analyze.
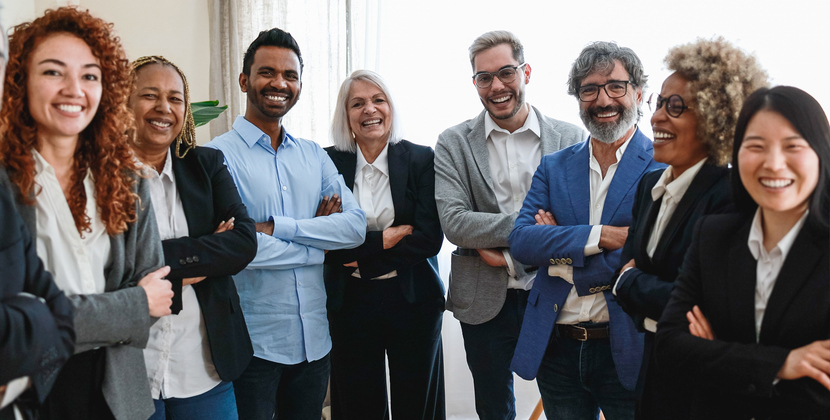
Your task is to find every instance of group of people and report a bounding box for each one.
[1,5,829,420]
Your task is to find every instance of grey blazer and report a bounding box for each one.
[0,167,163,420]
[434,106,585,325]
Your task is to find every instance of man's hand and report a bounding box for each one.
[138,266,173,317]
[686,305,715,340]
[535,209,557,226]
[255,220,275,236]
[777,340,830,391]
[316,194,342,217]
[599,225,629,251]
[477,248,508,267]
[383,225,413,249]
[344,261,358,267]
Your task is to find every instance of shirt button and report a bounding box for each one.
[595,204,601,209]
[282,186,287,190]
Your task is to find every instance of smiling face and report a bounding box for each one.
[240,46,301,126]
[27,32,102,144]
[473,43,530,131]
[651,72,708,176]
[738,109,819,221]
[129,63,185,152]
[578,59,641,144]
[347,79,392,146]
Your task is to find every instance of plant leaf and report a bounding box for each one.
[191,100,228,127]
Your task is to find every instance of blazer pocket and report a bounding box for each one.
[448,251,482,310]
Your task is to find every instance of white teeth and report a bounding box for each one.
[58,104,82,113]
[265,95,286,102]
[363,119,381,126]
[760,179,793,188]
[653,131,674,139]
[596,111,619,118]
[150,121,172,128]
[492,96,510,103]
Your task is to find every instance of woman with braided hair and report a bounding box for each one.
[128,55,257,419]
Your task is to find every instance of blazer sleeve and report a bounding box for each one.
[326,146,443,279]
[70,176,164,353]
[655,217,790,398]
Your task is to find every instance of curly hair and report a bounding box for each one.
[0,7,139,235]
[131,56,196,159]
[664,37,769,166]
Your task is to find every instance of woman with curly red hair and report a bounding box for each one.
[0,7,173,420]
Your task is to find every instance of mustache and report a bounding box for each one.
[588,105,624,117]
[259,88,293,98]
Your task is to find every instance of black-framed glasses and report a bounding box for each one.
[472,63,526,89]
[647,93,691,118]
[577,80,632,102]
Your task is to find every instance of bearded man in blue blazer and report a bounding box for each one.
[509,42,665,420]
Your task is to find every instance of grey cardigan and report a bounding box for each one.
[0,166,163,420]
[434,106,585,325]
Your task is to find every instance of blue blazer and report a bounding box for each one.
[508,129,665,390]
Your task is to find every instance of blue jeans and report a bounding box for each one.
[149,381,237,420]
[233,354,330,420]
[459,289,528,420]
[537,323,636,420]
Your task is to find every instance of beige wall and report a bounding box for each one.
[2,0,214,144]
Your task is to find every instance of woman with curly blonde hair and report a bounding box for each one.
[0,7,173,420]
[613,37,768,419]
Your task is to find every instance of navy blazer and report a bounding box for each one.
[656,213,830,419]
[324,140,444,311]
[0,185,74,408]
[509,129,665,390]
[162,145,257,381]
[616,163,732,328]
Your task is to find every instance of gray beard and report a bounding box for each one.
[581,103,639,144]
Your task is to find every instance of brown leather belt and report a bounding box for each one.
[556,324,610,341]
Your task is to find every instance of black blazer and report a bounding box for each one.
[324,140,444,312]
[162,145,257,381]
[656,213,830,419]
[616,164,732,327]
[0,185,74,410]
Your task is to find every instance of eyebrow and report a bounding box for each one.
[141,86,184,95]
[37,58,101,70]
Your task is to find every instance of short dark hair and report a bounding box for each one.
[732,86,830,230]
[242,27,303,76]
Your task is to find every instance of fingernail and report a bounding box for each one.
[229,217,235,222]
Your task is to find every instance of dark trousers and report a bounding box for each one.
[39,348,113,420]
[636,332,691,420]
[329,277,445,420]
[459,289,528,420]
[233,354,330,420]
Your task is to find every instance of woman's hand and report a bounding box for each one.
[621,259,636,271]
[343,261,358,268]
[182,219,235,286]
[138,266,173,317]
[777,340,830,391]
[686,305,715,340]
[316,195,342,217]
[383,225,413,249]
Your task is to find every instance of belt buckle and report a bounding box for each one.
[573,325,588,341]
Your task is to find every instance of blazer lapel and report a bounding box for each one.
[330,150,357,190]
[726,221,759,343]
[387,142,409,217]
[566,142,591,224]
[537,107,565,156]
[172,152,210,237]
[637,193,663,263]
[602,129,651,224]
[467,112,495,194]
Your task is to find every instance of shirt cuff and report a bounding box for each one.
[584,225,603,255]
[270,215,298,241]
[613,267,635,296]
[502,250,516,278]
[0,376,30,410]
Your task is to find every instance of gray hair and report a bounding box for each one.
[331,69,403,152]
[469,30,524,71]
[567,41,647,98]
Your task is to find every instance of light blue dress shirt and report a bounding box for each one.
[206,116,366,365]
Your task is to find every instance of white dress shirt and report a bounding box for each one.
[142,151,221,399]
[553,133,634,324]
[351,143,397,279]
[33,150,111,295]
[747,208,808,342]
[484,108,542,290]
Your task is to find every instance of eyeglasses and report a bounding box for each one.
[647,93,691,118]
[472,63,526,89]
[577,80,632,102]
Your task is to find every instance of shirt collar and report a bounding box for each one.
[483,104,541,138]
[747,208,809,261]
[355,142,390,177]
[32,148,52,177]
[158,148,175,182]
[232,115,291,149]
[651,157,708,202]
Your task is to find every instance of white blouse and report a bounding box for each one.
[352,143,396,279]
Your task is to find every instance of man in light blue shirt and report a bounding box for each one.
[206,28,366,420]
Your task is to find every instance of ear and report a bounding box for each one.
[239,73,248,93]
[523,63,532,84]
[634,86,643,105]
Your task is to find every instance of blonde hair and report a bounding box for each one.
[330,70,402,152]
[665,37,769,166]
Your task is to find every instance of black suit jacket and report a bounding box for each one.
[616,164,732,327]
[0,185,74,413]
[324,140,444,312]
[656,213,830,419]
[161,145,256,381]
